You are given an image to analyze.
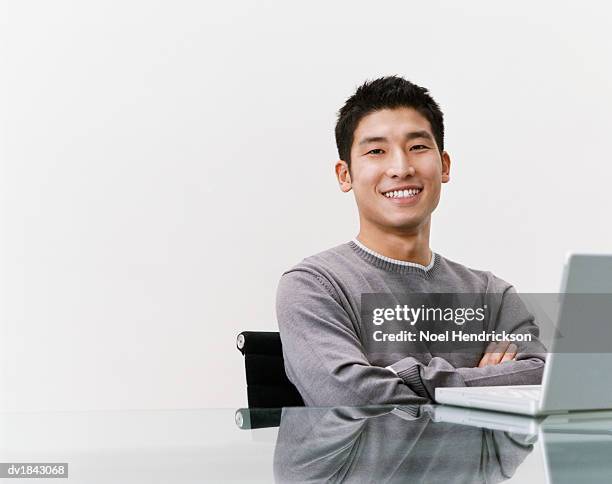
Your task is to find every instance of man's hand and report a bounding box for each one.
[477,341,517,368]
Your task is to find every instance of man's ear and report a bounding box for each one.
[441,151,451,183]
[335,160,352,192]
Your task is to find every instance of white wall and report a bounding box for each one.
[2,0,611,411]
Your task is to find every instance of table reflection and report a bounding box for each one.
[273,405,534,483]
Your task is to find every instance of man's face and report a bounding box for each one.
[337,107,451,233]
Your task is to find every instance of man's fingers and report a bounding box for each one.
[479,341,517,367]
[500,343,518,363]
[488,341,511,365]
[478,342,497,367]
[485,342,497,353]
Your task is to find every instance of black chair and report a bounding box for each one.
[236,331,304,408]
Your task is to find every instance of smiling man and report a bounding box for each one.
[276,76,546,406]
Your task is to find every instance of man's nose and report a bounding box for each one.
[386,150,415,178]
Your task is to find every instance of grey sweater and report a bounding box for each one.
[276,241,546,406]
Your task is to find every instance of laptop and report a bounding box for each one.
[435,253,612,416]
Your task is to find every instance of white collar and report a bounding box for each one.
[352,238,436,271]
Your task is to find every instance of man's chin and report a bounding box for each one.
[382,218,428,233]
[361,211,430,234]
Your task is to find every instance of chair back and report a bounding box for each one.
[236,331,304,408]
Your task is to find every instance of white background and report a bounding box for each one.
[2,0,611,411]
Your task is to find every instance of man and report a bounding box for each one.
[276,76,545,406]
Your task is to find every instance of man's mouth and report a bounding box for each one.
[381,187,422,199]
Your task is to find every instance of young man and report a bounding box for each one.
[276,76,546,406]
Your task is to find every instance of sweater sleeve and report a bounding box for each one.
[388,285,547,400]
[276,269,430,406]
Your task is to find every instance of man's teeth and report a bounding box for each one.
[384,189,421,198]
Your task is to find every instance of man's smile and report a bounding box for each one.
[380,186,423,204]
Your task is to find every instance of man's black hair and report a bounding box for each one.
[335,76,445,167]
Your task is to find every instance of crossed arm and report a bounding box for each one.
[277,270,546,406]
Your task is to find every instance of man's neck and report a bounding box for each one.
[356,221,432,267]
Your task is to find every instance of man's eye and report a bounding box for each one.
[366,149,384,155]
[411,145,429,151]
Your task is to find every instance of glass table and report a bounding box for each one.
[2,405,612,482]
